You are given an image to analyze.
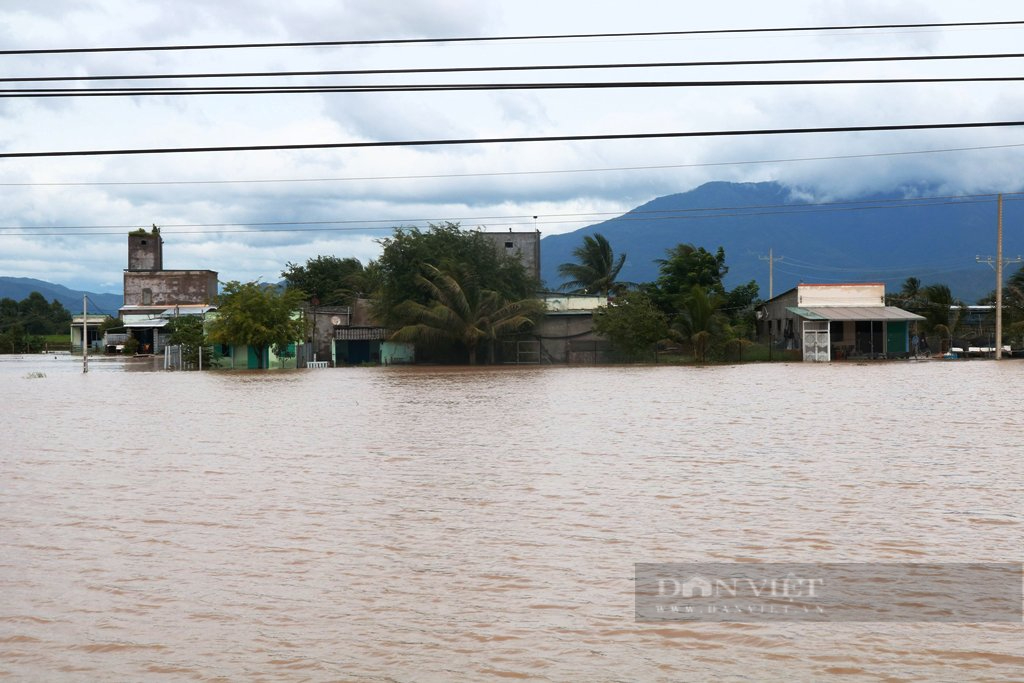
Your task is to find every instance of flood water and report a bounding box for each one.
[1,355,1022,681]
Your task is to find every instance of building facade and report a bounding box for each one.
[759,283,924,362]
[482,230,541,282]
[119,228,218,353]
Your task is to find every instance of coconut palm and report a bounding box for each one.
[673,285,725,363]
[390,264,543,364]
[557,233,628,297]
[893,276,922,307]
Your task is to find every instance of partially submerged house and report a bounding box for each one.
[330,298,414,365]
[69,313,108,352]
[532,294,609,363]
[759,283,924,362]
[118,228,218,353]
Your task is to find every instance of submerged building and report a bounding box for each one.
[119,227,218,353]
[759,283,924,362]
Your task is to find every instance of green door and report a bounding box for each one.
[247,346,269,369]
[886,321,908,355]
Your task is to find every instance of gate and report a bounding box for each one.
[802,321,830,362]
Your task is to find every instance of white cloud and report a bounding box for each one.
[3,0,1024,291]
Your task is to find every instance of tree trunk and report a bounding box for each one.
[468,346,477,365]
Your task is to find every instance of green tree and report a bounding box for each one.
[656,244,728,298]
[166,315,214,369]
[281,255,367,305]
[918,283,963,350]
[674,285,726,363]
[206,281,306,370]
[593,290,669,360]
[373,222,536,327]
[390,264,543,364]
[557,233,629,296]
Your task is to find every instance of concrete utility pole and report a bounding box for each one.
[82,295,88,374]
[976,194,1023,360]
[759,248,784,299]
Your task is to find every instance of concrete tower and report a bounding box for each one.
[127,226,163,271]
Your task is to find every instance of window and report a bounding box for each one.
[505,241,514,249]
[142,288,153,305]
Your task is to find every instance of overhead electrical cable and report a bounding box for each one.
[3,20,1023,55]
[7,75,1024,98]
[6,142,1024,187]
[4,121,1024,158]
[2,191,1018,235]
[7,51,1024,83]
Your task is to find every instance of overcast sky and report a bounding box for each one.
[3,0,1024,296]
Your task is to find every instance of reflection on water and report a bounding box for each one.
[1,356,1022,681]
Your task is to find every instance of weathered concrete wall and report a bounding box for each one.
[484,231,541,281]
[536,312,602,363]
[123,270,218,306]
[128,232,163,271]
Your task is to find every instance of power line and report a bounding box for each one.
[5,120,1024,159]
[6,141,1024,188]
[3,191,1019,235]
[8,75,1024,98]
[8,51,1024,83]
[4,20,1023,56]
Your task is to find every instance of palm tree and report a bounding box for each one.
[892,276,922,307]
[919,283,963,353]
[557,233,628,297]
[390,264,543,364]
[673,285,724,363]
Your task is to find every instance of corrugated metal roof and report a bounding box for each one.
[335,327,389,341]
[786,306,828,320]
[787,306,924,321]
[160,305,216,317]
[123,319,169,328]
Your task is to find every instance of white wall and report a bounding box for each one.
[797,284,885,307]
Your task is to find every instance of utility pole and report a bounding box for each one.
[759,248,784,299]
[976,194,1023,360]
[82,295,88,374]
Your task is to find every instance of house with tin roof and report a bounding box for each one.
[758,283,924,362]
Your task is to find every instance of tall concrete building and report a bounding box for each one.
[482,230,541,282]
[119,227,218,352]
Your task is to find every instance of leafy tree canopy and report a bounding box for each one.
[373,222,536,326]
[390,263,543,364]
[0,291,72,336]
[593,290,668,360]
[656,243,728,298]
[206,281,306,369]
[281,255,367,306]
[166,315,213,369]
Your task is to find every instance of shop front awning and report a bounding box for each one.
[787,306,924,322]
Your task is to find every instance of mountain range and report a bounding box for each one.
[5,181,1022,310]
[0,277,123,317]
[540,181,1024,303]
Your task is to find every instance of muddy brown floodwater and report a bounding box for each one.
[1,355,1022,681]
